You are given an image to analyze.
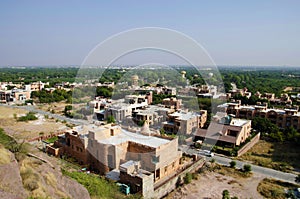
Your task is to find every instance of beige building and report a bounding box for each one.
[30,81,46,91]
[49,124,182,182]
[11,89,31,101]
[0,88,31,103]
[105,95,149,122]
[218,101,300,130]
[195,115,252,147]
[162,97,182,110]
[163,110,207,135]
[132,105,174,126]
[87,124,182,181]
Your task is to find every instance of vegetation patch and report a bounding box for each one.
[17,112,38,122]
[239,140,300,172]
[216,165,252,179]
[62,169,141,199]
[0,128,15,148]
[0,145,11,165]
[45,136,58,143]
[257,178,299,199]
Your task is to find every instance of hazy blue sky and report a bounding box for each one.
[0,0,299,66]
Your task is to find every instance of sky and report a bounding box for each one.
[0,0,299,66]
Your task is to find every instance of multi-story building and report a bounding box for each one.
[30,81,46,91]
[161,97,182,110]
[11,89,31,101]
[228,87,251,99]
[105,94,150,122]
[0,89,31,103]
[48,124,182,182]
[194,115,252,147]
[218,101,300,130]
[163,110,207,135]
[132,105,175,126]
[0,90,11,103]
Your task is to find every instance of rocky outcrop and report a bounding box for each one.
[0,146,90,199]
[0,148,27,199]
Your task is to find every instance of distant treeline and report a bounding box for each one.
[1,67,300,95]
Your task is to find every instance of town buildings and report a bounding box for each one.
[218,100,300,130]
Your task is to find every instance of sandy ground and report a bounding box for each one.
[0,106,27,119]
[166,171,264,199]
[37,102,86,115]
[0,106,67,140]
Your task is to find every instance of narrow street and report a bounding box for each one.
[180,145,298,184]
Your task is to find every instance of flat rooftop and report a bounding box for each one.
[230,118,249,127]
[98,129,171,148]
[134,105,171,115]
[169,111,200,120]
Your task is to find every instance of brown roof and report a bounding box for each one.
[194,123,242,144]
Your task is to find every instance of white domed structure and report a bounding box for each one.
[131,75,139,87]
[181,70,186,78]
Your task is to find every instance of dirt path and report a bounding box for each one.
[166,172,264,199]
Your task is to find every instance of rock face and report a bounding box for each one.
[20,153,91,199]
[0,148,27,199]
[0,147,90,199]
[60,176,91,199]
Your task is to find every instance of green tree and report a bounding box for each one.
[184,173,192,184]
[229,161,236,168]
[107,115,116,124]
[160,128,165,136]
[243,164,252,173]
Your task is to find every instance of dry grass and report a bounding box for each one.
[239,140,300,172]
[44,172,57,187]
[38,101,84,115]
[216,165,252,179]
[19,157,49,198]
[0,145,11,165]
[257,178,299,199]
[0,106,67,140]
[239,140,273,167]
[0,106,27,119]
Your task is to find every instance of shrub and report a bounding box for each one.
[107,115,116,124]
[229,161,236,168]
[222,190,230,199]
[17,112,38,122]
[243,164,252,173]
[184,172,192,184]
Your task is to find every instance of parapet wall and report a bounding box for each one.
[237,132,260,157]
[147,158,205,199]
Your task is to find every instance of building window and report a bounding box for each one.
[108,155,113,167]
[152,156,160,164]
